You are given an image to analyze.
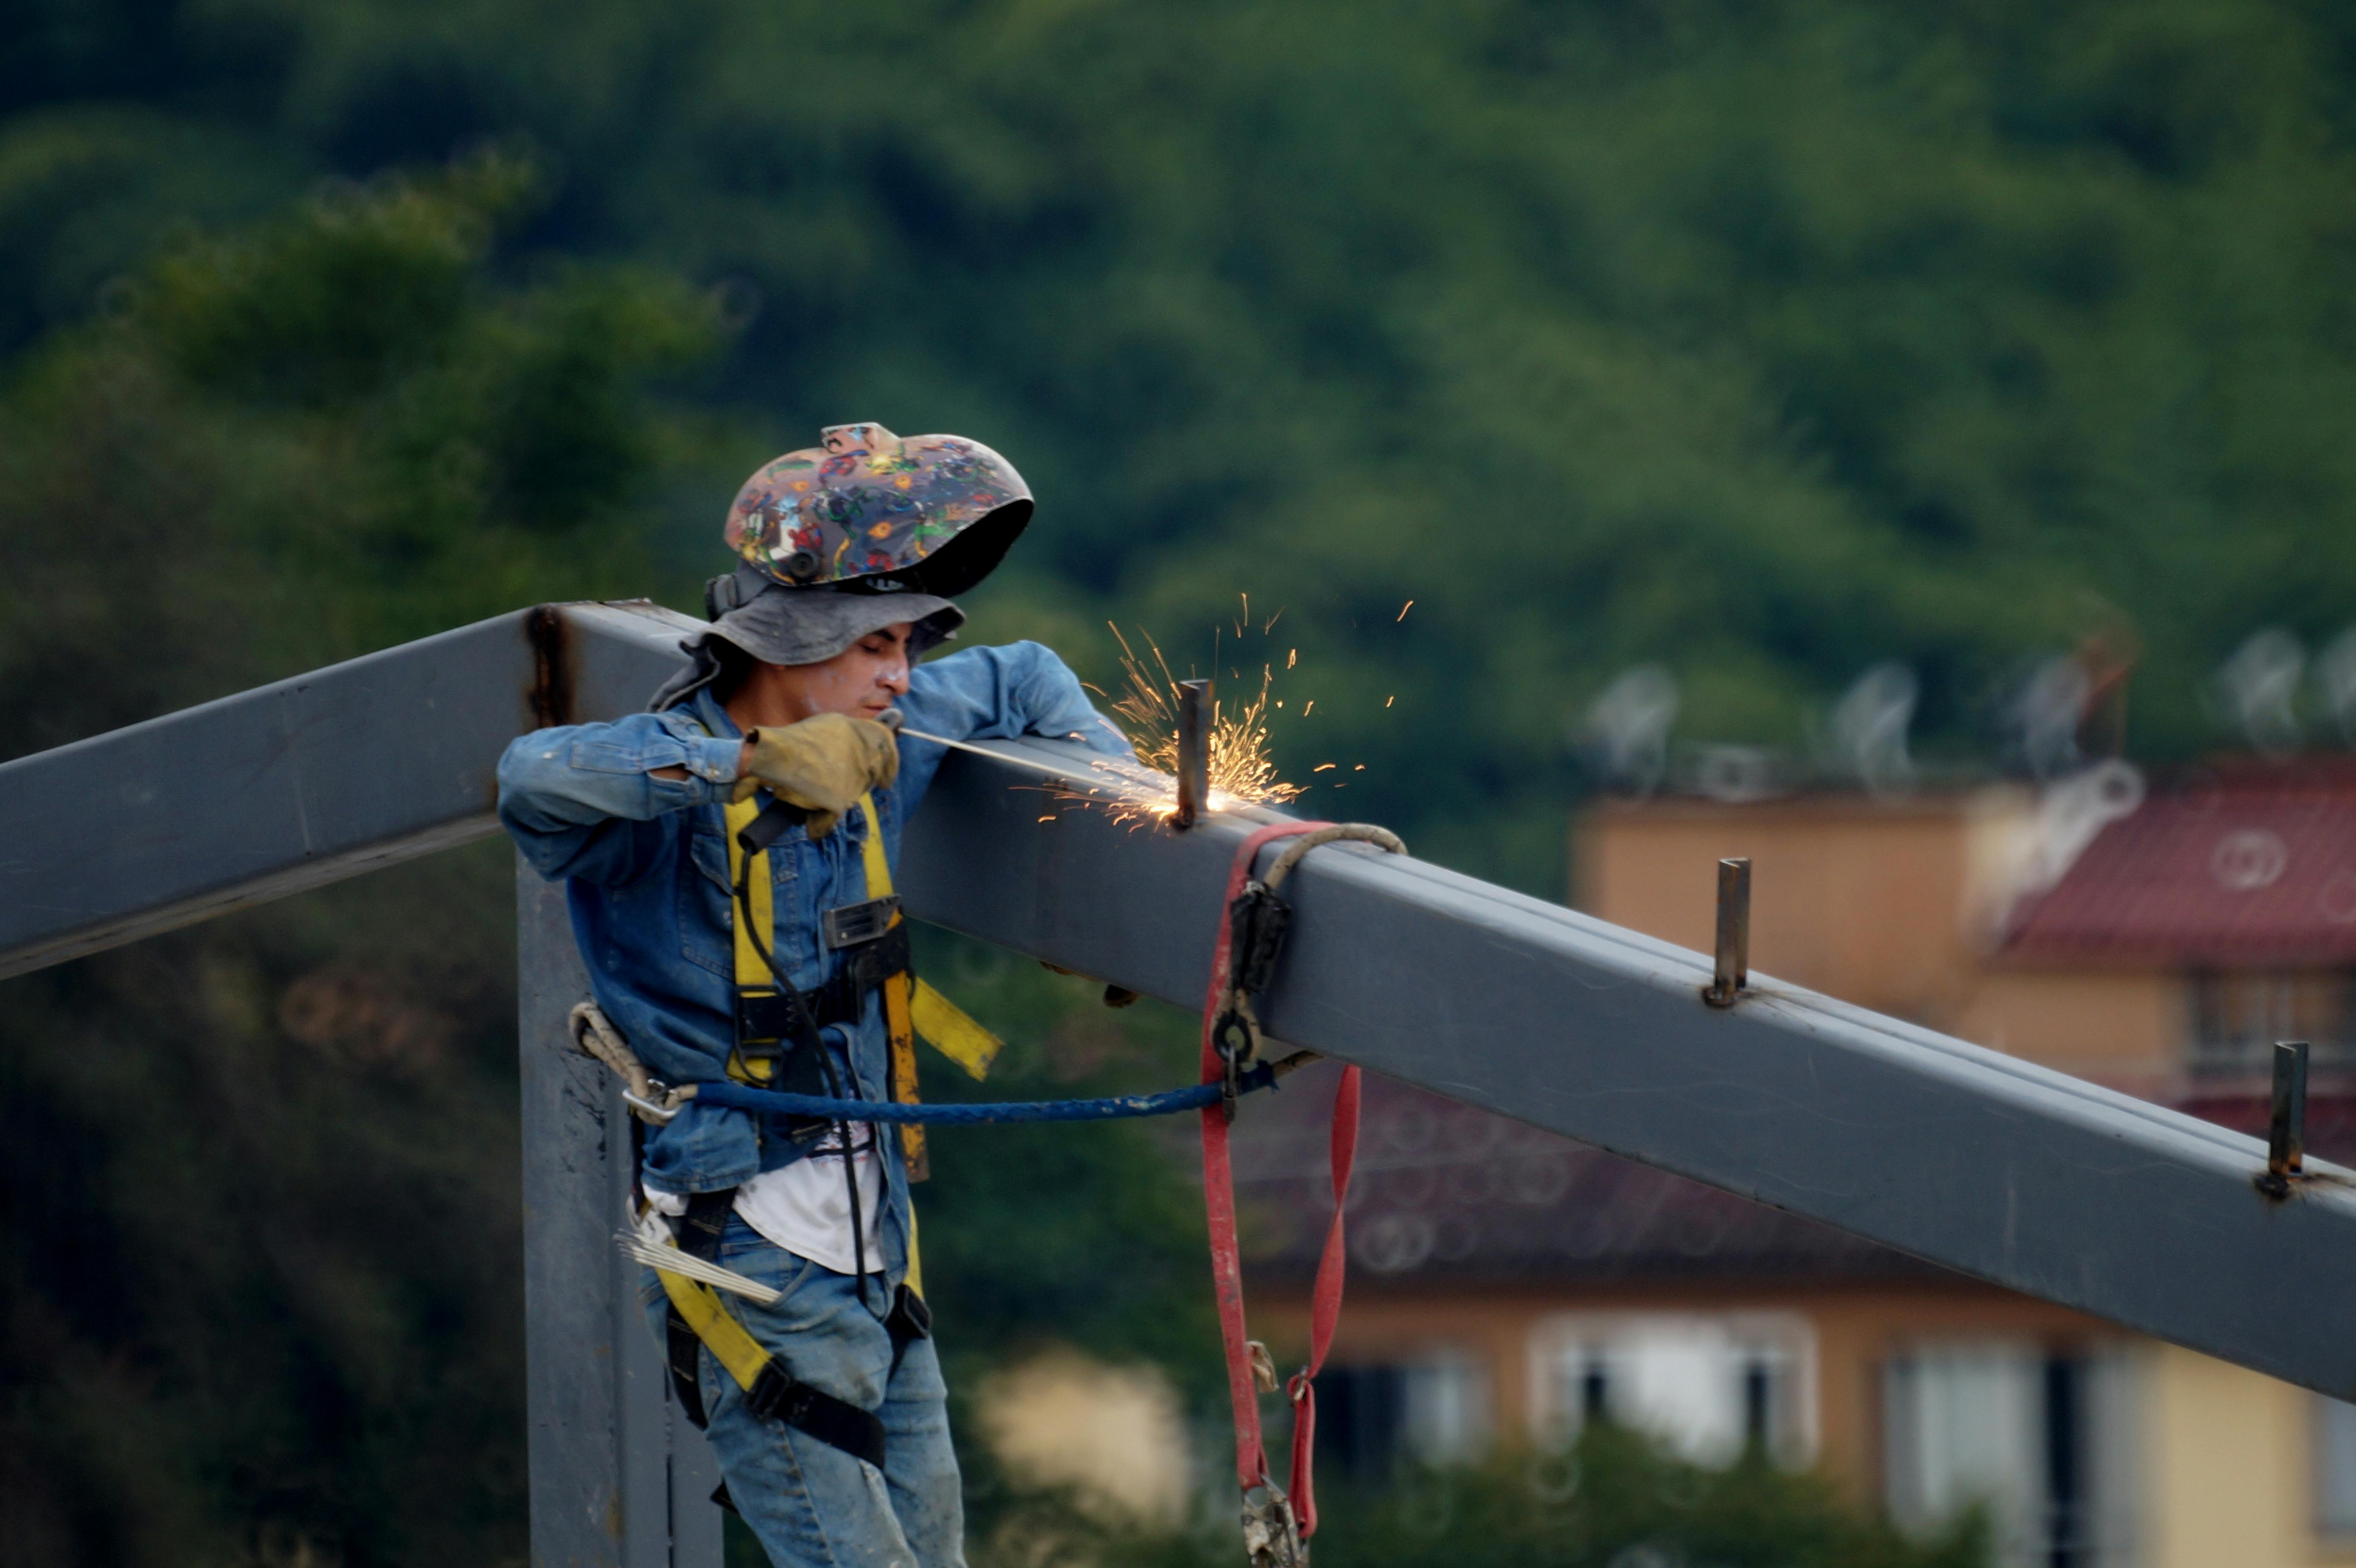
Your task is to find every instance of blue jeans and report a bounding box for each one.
[641,1216,966,1568]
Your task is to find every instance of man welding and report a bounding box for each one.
[497,423,1129,1567]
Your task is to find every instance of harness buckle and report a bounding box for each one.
[822,896,902,950]
[735,987,800,1047]
[1229,883,1292,997]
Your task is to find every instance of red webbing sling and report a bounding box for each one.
[1200,821,1362,1549]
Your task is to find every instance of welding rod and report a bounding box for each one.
[877,710,1130,785]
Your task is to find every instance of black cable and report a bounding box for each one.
[810,1037,874,1312]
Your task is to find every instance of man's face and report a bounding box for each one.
[771,622,915,721]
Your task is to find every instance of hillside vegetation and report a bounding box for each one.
[3,2,2353,1562]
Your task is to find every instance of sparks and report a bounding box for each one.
[1287,648,1297,669]
[1385,694,1395,707]
[1314,763,1336,772]
[1396,600,1414,622]
[1098,625,1303,825]
[1302,699,1314,717]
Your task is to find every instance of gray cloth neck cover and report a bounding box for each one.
[647,580,964,711]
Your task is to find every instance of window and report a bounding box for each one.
[2317,1396,2356,1538]
[1314,1350,1494,1483]
[1883,1343,2137,1568]
[1529,1313,1817,1468]
[2188,971,2355,1075]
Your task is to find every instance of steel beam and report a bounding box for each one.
[4,599,2353,1410]
[0,600,702,980]
[896,737,2356,1402]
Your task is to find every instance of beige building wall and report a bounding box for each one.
[1576,794,2186,1088]
[1959,968,2188,1096]
[2141,1343,2351,1568]
[1264,1281,2352,1562]
[1574,799,1991,1028]
[1254,1279,2103,1503]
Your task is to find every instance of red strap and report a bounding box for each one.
[1199,819,1356,1533]
[1286,1062,1358,1536]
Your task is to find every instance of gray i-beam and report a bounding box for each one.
[5,601,2356,1568]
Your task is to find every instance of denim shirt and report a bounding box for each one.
[497,640,1131,1285]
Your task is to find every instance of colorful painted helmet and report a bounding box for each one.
[721,423,1032,598]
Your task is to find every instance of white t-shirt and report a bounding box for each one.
[646,1121,886,1275]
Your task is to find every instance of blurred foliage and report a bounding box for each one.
[909,933,1216,1391]
[0,162,728,1565]
[0,148,729,749]
[971,1424,1987,1568]
[9,0,2356,1562]
[11,0,2356,884]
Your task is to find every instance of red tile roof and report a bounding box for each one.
[1232,1067,1942,1289]
[2003,760,2356,967]
[1230,1068,2356,1292]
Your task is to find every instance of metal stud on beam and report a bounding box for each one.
[1702,857,1751,1008]
[1173,678,1212,830]
[2266,1040,2310,1195]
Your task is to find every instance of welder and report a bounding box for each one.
[496,423,1129,1568]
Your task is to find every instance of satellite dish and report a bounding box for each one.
[2215,629,2305,757]
[2010,655,2090,780]
[2317,627,2356,747]
[1830,663,1918,796]
[1578,665,1679,795]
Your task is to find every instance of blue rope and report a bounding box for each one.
[691,1062,1279,1124]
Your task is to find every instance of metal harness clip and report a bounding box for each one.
[1241,1483,1307,1568]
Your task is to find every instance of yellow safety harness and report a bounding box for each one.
[652,784,1003,1461]
[721,789,1001,1182]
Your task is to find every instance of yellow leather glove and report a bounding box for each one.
[728,713,900,838]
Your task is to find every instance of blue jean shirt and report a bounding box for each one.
[497,640,1131,1285]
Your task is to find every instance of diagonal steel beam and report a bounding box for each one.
[4,602,2353,1406]
[896,739,2356,1402]
[0,600,699,980]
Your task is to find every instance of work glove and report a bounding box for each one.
[728,713,899,838]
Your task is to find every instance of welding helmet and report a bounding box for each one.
[709,423,1032,613]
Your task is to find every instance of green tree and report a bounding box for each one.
[0,155,730,1566]
[16,0,2356,890]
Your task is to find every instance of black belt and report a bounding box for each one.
[735,923,910,1043]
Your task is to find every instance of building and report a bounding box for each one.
[1236,759,2356,1568]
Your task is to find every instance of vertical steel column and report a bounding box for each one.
[519,858,722,1567]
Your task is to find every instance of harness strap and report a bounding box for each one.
[653,1196,887,1467]
[656,1262,888,1468]
[1200,821,1378,1565]
[855,793,929,1182]
[1286,1064,1358,1536]
[1202,825,1315,1491]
